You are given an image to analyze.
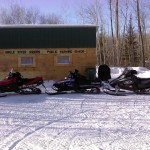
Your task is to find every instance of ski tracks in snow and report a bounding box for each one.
[0,93,150,149]
[0,94,94,150]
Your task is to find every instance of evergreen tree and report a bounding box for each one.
[124,15,139,66]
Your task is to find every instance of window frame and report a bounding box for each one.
[18,55,35,67]
[55,55,72,65]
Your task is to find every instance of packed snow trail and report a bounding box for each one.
[0,92,150,150]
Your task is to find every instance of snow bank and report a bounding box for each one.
[96,66,150,79]
[110,67,124,78]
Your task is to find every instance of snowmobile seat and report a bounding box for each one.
[126,70,137,77]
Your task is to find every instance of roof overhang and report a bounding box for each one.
[0,24,98,28]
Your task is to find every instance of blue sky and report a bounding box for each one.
[0,0,90,15]
[0,0,109,24]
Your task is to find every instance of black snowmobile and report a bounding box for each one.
[0,69,43,97]
[104,67,150,95]
[47,69,101,95]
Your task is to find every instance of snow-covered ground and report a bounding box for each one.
[0,67,150,150]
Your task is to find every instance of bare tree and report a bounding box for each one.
[109,0,115,65]
[76,0,115,65]
[115,0,120,66]
[0,8,12,24]
[136,0,145,67]
[11,4,26,24]
[77,0,102,25]
[0,4,25,24]
[24,7,40,24]
[39,14,63,24]
[119,0,129,65]
[0,4,38,24]
[0,3,63,24]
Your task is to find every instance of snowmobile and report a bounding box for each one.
[104,67,150,95]
[0,69,43,96]
[48,69,101,95]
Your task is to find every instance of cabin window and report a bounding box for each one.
[21,57,33,65]
[18,56,35,67]
[56,56,70,64]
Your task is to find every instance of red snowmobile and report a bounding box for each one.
[0,70,43,97]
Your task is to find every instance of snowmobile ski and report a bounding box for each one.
[104,88,127,96]
[46,91,67,95]
[18,87,42,94]
[46,86,100,95]
[0,94,7,97]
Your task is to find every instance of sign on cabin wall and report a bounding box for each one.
[4,49,86,54]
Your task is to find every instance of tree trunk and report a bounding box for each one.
[109,0,115,65]
[115,0,120,66]
[136,0,145,67]
[120,0,129,66]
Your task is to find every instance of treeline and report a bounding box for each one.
[0,0,150,67]
[0,3,63,24]
[76,0,150,67]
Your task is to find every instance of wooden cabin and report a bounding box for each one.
[0,24,97,80]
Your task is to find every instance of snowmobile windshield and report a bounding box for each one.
[7,72,13,79]
[67,72,74,79]
[109,68,129,87]
[116,68,137,80]
[115,68,129,79]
